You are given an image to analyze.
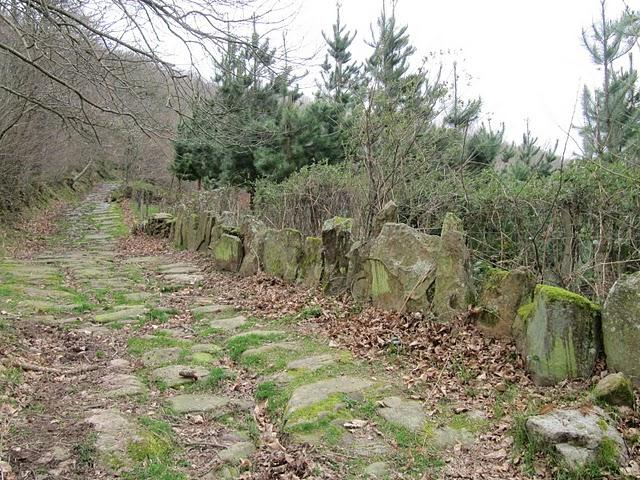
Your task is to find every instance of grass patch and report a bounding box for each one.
[226,332,284,362]
[73,432,98,468]
[255,381,289,417]
[183,367,230,393]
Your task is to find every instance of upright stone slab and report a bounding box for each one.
[477,267,536,338]
[171,206,187,249]
[298,236,323,287]
[371,200,398,238]
[433,213,474,322]
[194,212,216,252]
[211,234,243,272]
[238,216,266,277]
[185,212,200,251]
[321,217,353,294]
[367,223,440,312]
[262,228,303,283]
[603,272,640,385]
[514,285,601,386]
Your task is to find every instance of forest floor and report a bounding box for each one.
[0,184,638,480]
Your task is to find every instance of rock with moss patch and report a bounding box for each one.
[286,376,373,419]
[262,229,304,282]
[592,373,635,407]
[525,407,628,470]
[210,234,243,272]
[377,396,426,432]
[365,223,440,312]
[603,272,640,385]
[298,236,323,287]
[477,267,535,338]
[238,216,267,277]
[321,217,353,294]
[514,284,601,386]
[192,212,216,252]
[433,213,474,322]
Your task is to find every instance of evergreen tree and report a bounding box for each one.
[319,2,360,104]
[581,2,640,158]
[366,0,416,100]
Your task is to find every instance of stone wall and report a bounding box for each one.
[147,206,640,388]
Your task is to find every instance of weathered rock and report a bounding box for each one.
[286,354,336,371]
[162,273,204,285]
[191,304,230,315]
[217,441,256,464]
[141,347,182,367]
[94,306,147,324]
[366,223,440,312]
[377,396,426,432]
[85,410,140,454]
[432,427,475,449]
[514,285,601,386]
[101,374,146,397]
[321,217,353,294]
[209,315,248,331]
[210,234,243,272]
[241,341,301,360]
[263,229,304,282]
[372,200,398,238]
[169,394,233,414]
[150,365,210,387]
[364,462,390,479]
[592,373,635,407]
[238,217,267,277]
[525,408,628,470]
[287,376,373,416]
[477,267,536,338]
[433,213,474,322]
[603,272,640,385]
[298,236,323,287]
[140,212,174,238]
[193,212,216,252]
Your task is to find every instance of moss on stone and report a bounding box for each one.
[370,260,391,297]
[535,284,601,312]
[286,392,346,425]
[483,268,509,293]
[517,301,535,322]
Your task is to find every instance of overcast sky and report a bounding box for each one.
[283,0,638,151]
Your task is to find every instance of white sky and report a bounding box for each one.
[284,0,639,151]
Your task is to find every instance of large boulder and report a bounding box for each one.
[525,408,628,470]
[238,216,267,277]
[321,217,353,294]
[192,212,216,252]
[433,213,474,322]
[298,236,323,287]
[367,223,440,312]
[514,284,601,386]
[210,234,243,272]
[262,229,304,282]
[603,272,640,385]
[477,267,536,338]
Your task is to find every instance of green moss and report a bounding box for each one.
[255,381,289,416]
[226,332,285,361]
[517,301,535,321]
[127,336,188,356]
[286,392,346,425]
[535,284,601,312]
[370,260,391,296]
[483,267,509,292]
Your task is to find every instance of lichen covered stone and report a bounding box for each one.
[321,217,353,294]
[262,228,303,282]
[477,267,535,338]
[210,234,243,272]
[592,372,635,407]
[602,272,640,385]
[433,213,474,322]
[515,284,601,386]
[298,236,323,287]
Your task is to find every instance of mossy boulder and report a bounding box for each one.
[477,267,536,338]
[211,234,243,272]
[514,284,602,386]
[298,236,323,287]
[602,272,640,385]
[592,373,635,407]
[262,228,303,282]
[366,223,440,312]
[433,213,474,322]
[238,216,266,277]
[320,217,353,294]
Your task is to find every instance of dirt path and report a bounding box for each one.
[1,185,634,480]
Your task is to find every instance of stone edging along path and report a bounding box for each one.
[0,184,633,480]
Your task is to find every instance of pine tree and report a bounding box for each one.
[366,0,416,100]
[319,2,360,104]
[581,1,639,158]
